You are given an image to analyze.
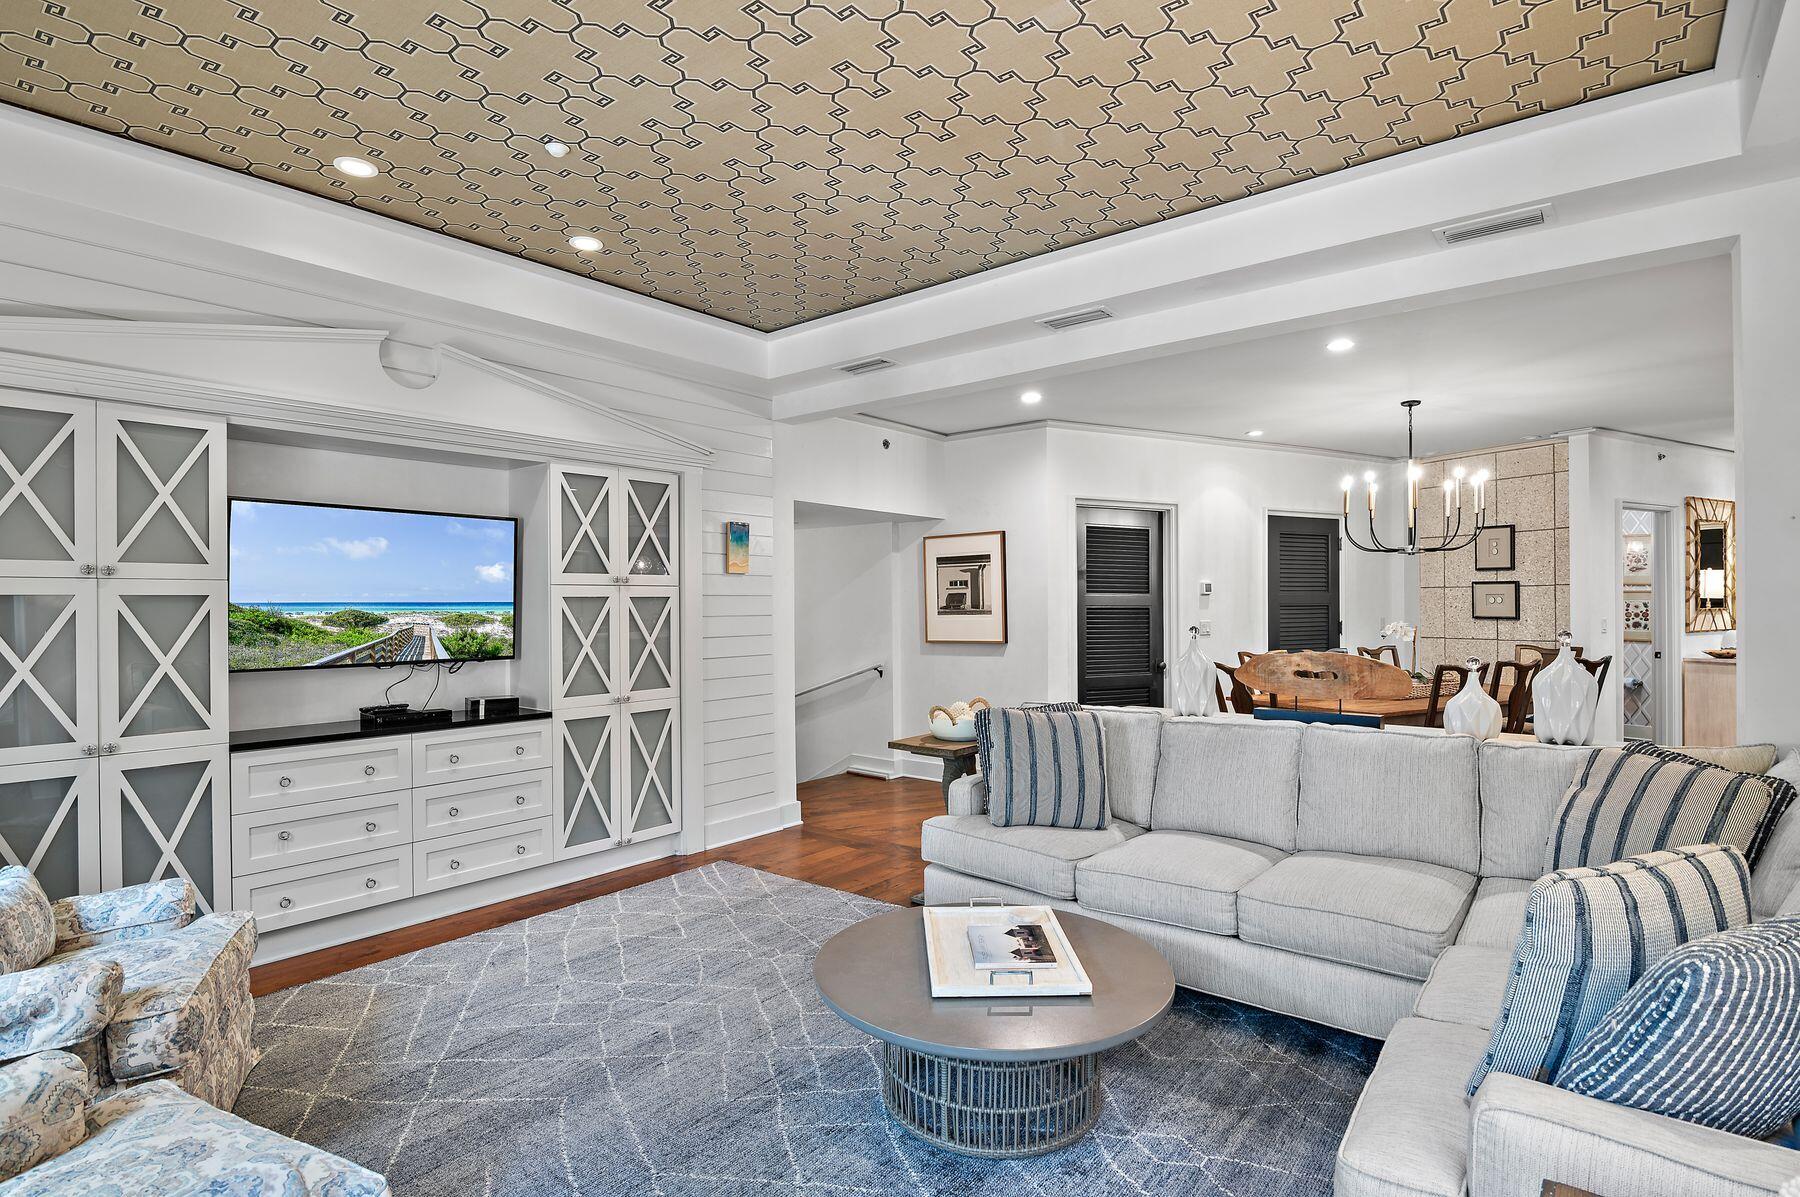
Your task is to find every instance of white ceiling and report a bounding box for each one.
[878,255,1734,456]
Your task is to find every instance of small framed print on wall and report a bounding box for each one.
[1471,580,1521,621]
[724,520,751,574]
[1473,524,1515,572]
[923,530,1007,644]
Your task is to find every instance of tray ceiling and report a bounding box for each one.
[0,2,1724,332]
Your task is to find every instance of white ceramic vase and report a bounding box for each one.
[1533,632,1598,745]
[1443,658,1503,740]
[1170,628,1218,717]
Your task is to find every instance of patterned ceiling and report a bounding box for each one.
[1,2,1724,332]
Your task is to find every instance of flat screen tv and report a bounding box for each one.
[227,498,518,672]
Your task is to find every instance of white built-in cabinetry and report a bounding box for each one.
[549,464,682,862]
[0,391,229,909]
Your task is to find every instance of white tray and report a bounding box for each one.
[921,905,1093,998]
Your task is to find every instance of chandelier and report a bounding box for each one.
[1342,400,1490,555]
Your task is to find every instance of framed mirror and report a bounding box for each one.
[1685,496,1735,632]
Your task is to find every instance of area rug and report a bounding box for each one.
[238,862,1378,1196]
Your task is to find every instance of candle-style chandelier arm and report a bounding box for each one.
[1341,509,1384,553]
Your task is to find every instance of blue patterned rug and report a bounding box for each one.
[238,862,1377,1195]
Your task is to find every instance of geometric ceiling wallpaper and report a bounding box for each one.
[0,2,1724,332]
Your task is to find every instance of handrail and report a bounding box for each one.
[796,662,884,700]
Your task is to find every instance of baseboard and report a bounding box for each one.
[843,751,900,779]
[705,800,803,849]
[895,755,944,783]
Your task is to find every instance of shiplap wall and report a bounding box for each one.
[0,232,786,848]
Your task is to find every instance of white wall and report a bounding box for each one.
[793,517,896,780]
[1568,430,1736,743]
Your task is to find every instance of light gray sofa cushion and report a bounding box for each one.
[1414,945,1512,1031]
[1757,754,1800,920]
[1298,726,1481,873]
[1335,1015,1490,1197]
[1237,851,1476,981]
[1075,830,1286,935]
[1477,741,1587,880]
[919,814,1143,900]
[1149,719,1302,849]
[1456,877,1532,949]
[1089,707,1164,828]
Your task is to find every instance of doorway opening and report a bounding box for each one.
[1620,506,1670,742]
[1076,506,1166,706]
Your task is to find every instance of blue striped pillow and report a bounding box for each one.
[1555,915,1800,1139]
[975,705,1108,830]
[1468,844,1752,1096]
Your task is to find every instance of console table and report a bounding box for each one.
[888,733,978,806]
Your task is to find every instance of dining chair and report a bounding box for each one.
[1579,655,1613,696]
[1358,645,1401,667]
[1234,652,1280,708]
[1516,642,1584,668]
[1215,661,1257,715]
[1423,662,1474,728]
[1485,659,1538,735]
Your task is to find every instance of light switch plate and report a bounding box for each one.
[1196,621,1212,637]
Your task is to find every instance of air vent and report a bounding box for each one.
[1433,204,1552,246]
[1037,306,1115,331]
[836,357,895,376]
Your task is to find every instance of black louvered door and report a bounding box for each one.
[1077,508,1164,706]
[1267,515,1341,650]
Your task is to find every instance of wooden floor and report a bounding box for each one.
[248,772,940,996]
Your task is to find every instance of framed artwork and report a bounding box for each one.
[1471,580,1520,621]
[1473,524,1515,572]
[923,530,1007,643]
[724,521,750,574]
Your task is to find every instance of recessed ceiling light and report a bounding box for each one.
[1246,429,1264,438]
[330,155,379,178]
[1326,337,1356,353]
[543,139,571,158]
[1020,390,1043,405]
[568,234,603,253]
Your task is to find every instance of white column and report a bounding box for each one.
[1733,211,1800,748]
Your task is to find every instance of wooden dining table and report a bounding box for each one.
[1278,680,1514,727]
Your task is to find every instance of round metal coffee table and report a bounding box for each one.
[814,908,1174,1157]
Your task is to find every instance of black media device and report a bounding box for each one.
[358,704,452,729]
[465,696,521,719]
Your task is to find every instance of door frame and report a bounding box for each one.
[1618,500,1681,743]
[1071,499,1178,705]
[1263,508,1345,651]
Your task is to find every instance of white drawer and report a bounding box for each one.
[413,818,552,896]
[232,793,411,877]
[232,740,410,814]
[412,721,550,786]
[234,847,412,931]
[414,769,550,841]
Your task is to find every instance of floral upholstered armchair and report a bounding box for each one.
[0,866,258,1110]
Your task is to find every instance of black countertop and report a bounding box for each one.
[230,706,552,753]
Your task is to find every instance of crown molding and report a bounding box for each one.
[942,417,1401,463]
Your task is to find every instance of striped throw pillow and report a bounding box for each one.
[1555,915,1800,1139]
[976,705,1108,830]
[1467,844,1752,1096]
[1547,746,1796,871]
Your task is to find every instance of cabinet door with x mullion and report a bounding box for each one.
[550,586,618,711]
[0,392,95,579]
[620,588,679,703]
[100,743,230,914]
[99,579,228,756]
[0,578,98,769]
[552,709,619,861]
[96,406,226,580]
[0,758,100,902]
[618,469,679,587]
[549,465,619,585]
[620,698,680,846]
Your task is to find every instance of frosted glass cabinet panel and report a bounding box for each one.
[0,393,94,578]
[99,581,227,754]
[553,710,617,860]
[0,759,99,901]
[0,581,96,767]
[551,588,617,710]
[551,468,616,583]
[621,471,678,585]
[623,591,679,702]
[101,745,229,913]
[97,408,226,579]
[622,699,679,845]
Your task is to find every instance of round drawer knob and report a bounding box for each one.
[515,745,526,755]
[365,878,378,889]
[448,807,460,817]
[449,754,460,765]
[515,795,526,805]
[365,821,378,833]
[449,859,461,870]
[278,776,292,788]
[277,831,292,842]
[515,844,527,855]
[279,897,293,909]
[364,765,377,777]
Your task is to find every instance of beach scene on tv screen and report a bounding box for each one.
[228,501,516,671]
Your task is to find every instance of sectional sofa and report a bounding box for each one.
[921,711,1800,1197]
